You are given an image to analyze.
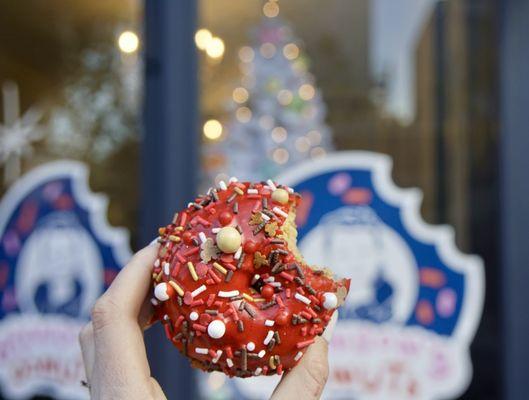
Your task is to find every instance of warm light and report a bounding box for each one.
[283,43,299,60]
[307,130,322,145]
[207,372,226,391]
[277,90,293,106]
[259,115,275,129]
[195,29,213,50]
[239,46,255,63]
[236,107,252,123]
[263,1,280,18]
[271,127,287,143]
[310,146,327,158]
[272,148,289,164]
[118,31,139,54]
[203,119,223,140]
[295,137,310,152]
[260,43,276,59]
[233,87,249,103]
[299,84,315,100]
[206,37,225,59]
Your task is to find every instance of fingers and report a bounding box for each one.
[79,322,95,384]
[270,336,329,400]
[89,244,160,399]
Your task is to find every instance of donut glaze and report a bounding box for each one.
[151,179,350,377]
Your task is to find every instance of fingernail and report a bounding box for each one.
[322,311,338,343]
[149,237,160,246]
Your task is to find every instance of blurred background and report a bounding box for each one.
[0,0,527,399]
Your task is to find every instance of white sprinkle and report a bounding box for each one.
[195,347,208,355]
[187,202,193,207]
[150,298,159,306]
[191,285,206,298]
[265,319,275,327]
[273,206,288,218]
[260,212,270,221]
[287,187,294,193]
[207,187,213,195]
[294,351,303,361]
[198,232,207,244]
[229,177,239,183]
[219,181,228,191]
[163,262,170,275]
[263,330,274,345]
[218,290,240,298]
[190,311,199,321]
[212,350,223,363]
[258,350,266,358]
[247,188,258,194]
[154,259,160,268]
[263,185,271,190]
[269,282,282,287]
[267,179,277,191]
[212,227,221,233]
[234,246,243,260]
[263,277,275,283]
[226,358,234,368]
[295,293,311,305]
[255,367,263,376]
[247,342,255,351]
[163,314,170,321]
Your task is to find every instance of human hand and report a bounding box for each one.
[79,244,336,400]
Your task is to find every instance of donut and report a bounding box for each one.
[150,179,350,377]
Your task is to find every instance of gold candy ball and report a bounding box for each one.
[271,188,289,204]
[216,226,242,253]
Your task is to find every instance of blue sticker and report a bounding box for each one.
[0,161,131,399]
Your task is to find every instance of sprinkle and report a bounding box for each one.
[296,339,315,349]
[265,319,275,326]
[233,202,239,214]
[234,186,244,195]
[212,350,223,363]
[191,285,206,298]
[193,323,207,333]
[255,367,263,376]
[212,262,227,275]
[295,293,311,305]
[258,350,266,358]
[211,189,219,201]
[274,331,281,344]
[212,227,221,233]
[190,311,199,321]
[225,270,234,282]
[198,232,207,244]
[272,206,289,218]
[163,262,170,275]
[218,290,239,298]
[229,176,239,183]
[247,342,256,351]
[195,347,208,355]
[237,253,245,269]
[251,274,261,285]
[168,235,181,243]
[227,193,237,203]
[206,294,216,307]
[247,188,258,194]
[154,259,160,268]
[150,298,158,306]
[267,338,276,350]
[183,247,199,257]
[208,269,222,283]
[237,320,244,332]
[266,179,277,191]
[226,358,234,368]
[263,330,274,345]
[168,281,184,297]
[187,262,199,281]
[241,347,248,371]
[280,271,294,281]
[243,303,256,318]
[218,181,227,191]
[242,293,255,302]
[293,351,303,362]
[261,212,271,221]
[234,246,243,260]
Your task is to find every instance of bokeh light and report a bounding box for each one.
[277,89,293,106]
[271,127,288,143]
[263,1,280,18]
[295,137,311,152]
[239,46,255,63]
[194,29,212,50]
[272,148,289,164]
[203,120,223,140]
[283,43,299,60]
[299,84,315,100]
[236,107,252,123]
[260,43,276,59]
[310,146,327,158]
[232,87,249,103]
[118,31,139,54]
[206,37,225,59]
[307,130,322,145]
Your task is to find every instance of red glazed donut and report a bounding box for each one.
[151,179,350,377]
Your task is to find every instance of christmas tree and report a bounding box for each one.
[203,11,333,185]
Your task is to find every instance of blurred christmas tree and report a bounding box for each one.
[202,9,333,185]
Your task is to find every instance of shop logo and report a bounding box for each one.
[0,161,131,399]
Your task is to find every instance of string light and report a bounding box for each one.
[195,29,213,50]
[118,31,139,54]
[295,137,310,152]
[232,87,249,103]
[277,90,293,106]
[236,107,252,123]
[310,147,327,159]
[239,46,255,63]
[206,37,225,59]
[263,1,280,18]
[307,130,322,145]
[271,127,287,143]
[260,43,276,59]
[283,43,299,60]
[203,120,223,140]
[272,148,289,164]
[298,84,315,100]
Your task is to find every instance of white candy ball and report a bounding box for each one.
[322,292,338,310]
[271,188,289,204]
[190,311,199,321]
[216,227,241,253]
[207,319,226,339]
[247,341,255,351]
[154,282,170,301]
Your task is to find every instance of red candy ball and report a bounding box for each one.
[218,211,233,226]
[261,285,275,300]
[243,240,258,254]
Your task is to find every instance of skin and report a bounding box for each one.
[79,244,333,400]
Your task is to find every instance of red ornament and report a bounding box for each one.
[218,211,233,226]
[261,285,274,300]
[243,240,258,254]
